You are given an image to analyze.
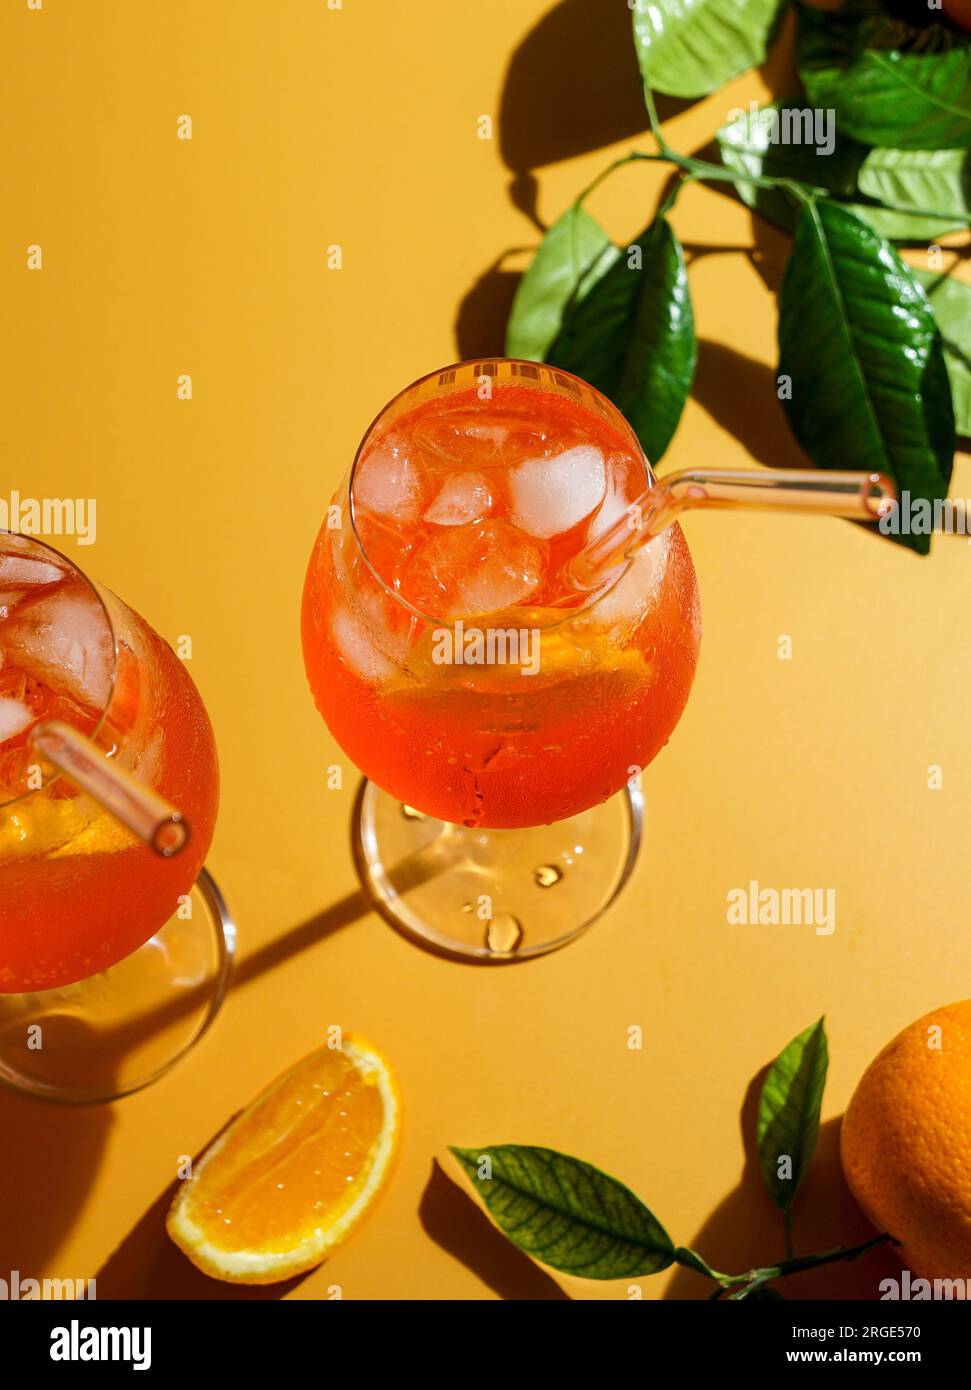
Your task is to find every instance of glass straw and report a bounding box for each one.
[29,720,190,857]
[570,467,897,591]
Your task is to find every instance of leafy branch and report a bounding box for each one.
[451,1018,897,1300]
[504,0,971,556]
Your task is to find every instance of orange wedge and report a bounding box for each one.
[166,1035,401,1284]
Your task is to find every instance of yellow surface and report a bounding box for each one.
[2,1,969,1301]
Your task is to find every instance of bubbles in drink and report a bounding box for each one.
[509,445,606,539]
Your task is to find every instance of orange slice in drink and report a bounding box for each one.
[166,1035,401,1284]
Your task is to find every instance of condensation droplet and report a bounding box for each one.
[487,913,523,954]
[462,901,474,913]
[534,864,563,888]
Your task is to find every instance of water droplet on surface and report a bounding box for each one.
[462,901,474,914]
[534,864,563,888]
[486,913,523,954]
[401,804,426,821]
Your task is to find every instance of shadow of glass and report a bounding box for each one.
[664,1070,899,1300]
[1,875,371,1285]
[419,1160,570,1300]
[0,1082,114,1274]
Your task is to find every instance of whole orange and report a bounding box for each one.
[841,1001,971,1281]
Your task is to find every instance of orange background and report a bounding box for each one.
[2,0,969,1300]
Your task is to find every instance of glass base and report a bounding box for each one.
[354,781,642,961]
[0,869,235,1103]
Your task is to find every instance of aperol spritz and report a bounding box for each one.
[0,533,229,1099]
[303,361,701,957]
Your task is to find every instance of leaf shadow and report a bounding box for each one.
[692,337,808,470]
[498,0,656,227]
[455,254,525,360]
[497,0,802,229]
[419,1160,570,1300]
[664,1069,900,1301]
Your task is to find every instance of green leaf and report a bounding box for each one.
[856,147,971,239]
[756,1018,828,1215]
[450,1144,675,1279]
[914,269,971,436]
[859,147,971,221]
[716,102,965,242]
[848,201,967,246]
[777,200,955,555]
[797,1,971,150]
[505,205,619,362]
[632,0,788,100]
[547,216,696,463]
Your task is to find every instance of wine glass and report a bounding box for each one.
[0,532,233,1100]
[302,360,700,958]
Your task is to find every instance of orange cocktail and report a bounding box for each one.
[303,365,701,831]
[0,534,219,994]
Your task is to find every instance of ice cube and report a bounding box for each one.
[593,532,670,628]
[330,607,395,683]
[353,437,421,522]
[0,549,66,621]
[1,581,113,712]
[403,520,543,618]
[0,553,64,588]
[353,510,415,593]
[424,473,492,527]
[586,453,642,544]
[0,697,33,744]
[509,445,606,538]
[413,417,510,463]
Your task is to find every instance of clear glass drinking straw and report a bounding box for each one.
[28,720,190,857]
[569,468,897,591]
